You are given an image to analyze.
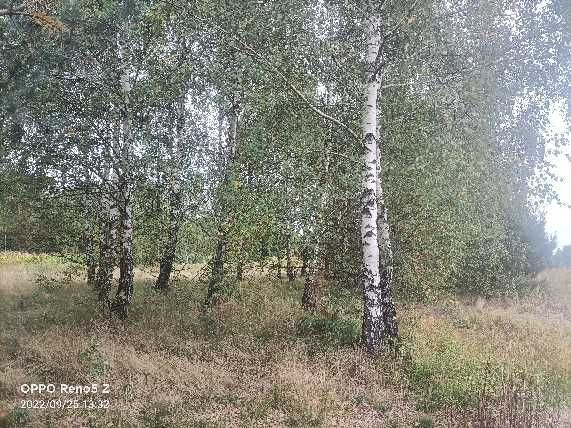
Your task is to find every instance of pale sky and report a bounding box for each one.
[545,101,571,249]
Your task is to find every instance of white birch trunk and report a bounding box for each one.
[113,24,134,318]
[360,15,384,354]
[96,161,119,312]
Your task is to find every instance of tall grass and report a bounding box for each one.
[0,259,569,427]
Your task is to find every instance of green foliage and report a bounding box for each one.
[0,251,62,265]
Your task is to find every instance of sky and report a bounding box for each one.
[545,102,571,249]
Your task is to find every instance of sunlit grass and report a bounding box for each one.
[0,258,569,427]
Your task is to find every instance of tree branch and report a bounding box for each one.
[188,10,360,142]
[233,39,360,141]
[384,0,421,41]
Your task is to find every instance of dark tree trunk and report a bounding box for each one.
[155,244,176,291]
[300,247,308,276]
[276,256,282,279]
[302,267,319,311]
[286,234,295,282]
[378,189,398,347]
[154,190,182,292]
[205,233,226,306]
[205,88,241,306]
[323,251,331,279]
[236,260,244,281]
[112,186,134,319]
[86,256,97,288]
[83,194,98,287]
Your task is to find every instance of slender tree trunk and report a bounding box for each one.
[301,93,331,311]
[155,98,185,291]
[236,259,244,281]
[302,256,320,311]
[360,15,384,355]
[115,191,134,319]
[302,218,325,310]
[112,29,134,319]
[300,246,308,276]
[323,249,331,279]
[83,202,97,287]
[275,250,282,279]
[205,92,241,306]
[95,165,118,312]
[205,229,227,306]
[155,188,181,291]
[286,233,295,282]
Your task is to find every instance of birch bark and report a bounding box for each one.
[95,162,119,312]
[155,98,185,291]
[112,25,134,318]
[360,15,384,354]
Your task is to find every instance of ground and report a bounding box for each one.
[0,252,569,427]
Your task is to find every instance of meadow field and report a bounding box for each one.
[0,252,569,427]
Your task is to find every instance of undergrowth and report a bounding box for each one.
[0,262,569,427]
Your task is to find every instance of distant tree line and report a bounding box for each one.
[553,245,571,267]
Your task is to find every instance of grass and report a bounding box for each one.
[0,252,569,427]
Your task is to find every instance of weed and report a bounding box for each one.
[297,314,360,347]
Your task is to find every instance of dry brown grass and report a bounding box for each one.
[0,255,570,427]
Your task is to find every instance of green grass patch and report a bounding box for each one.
[0,251,64,265]
[297,313,360,347]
